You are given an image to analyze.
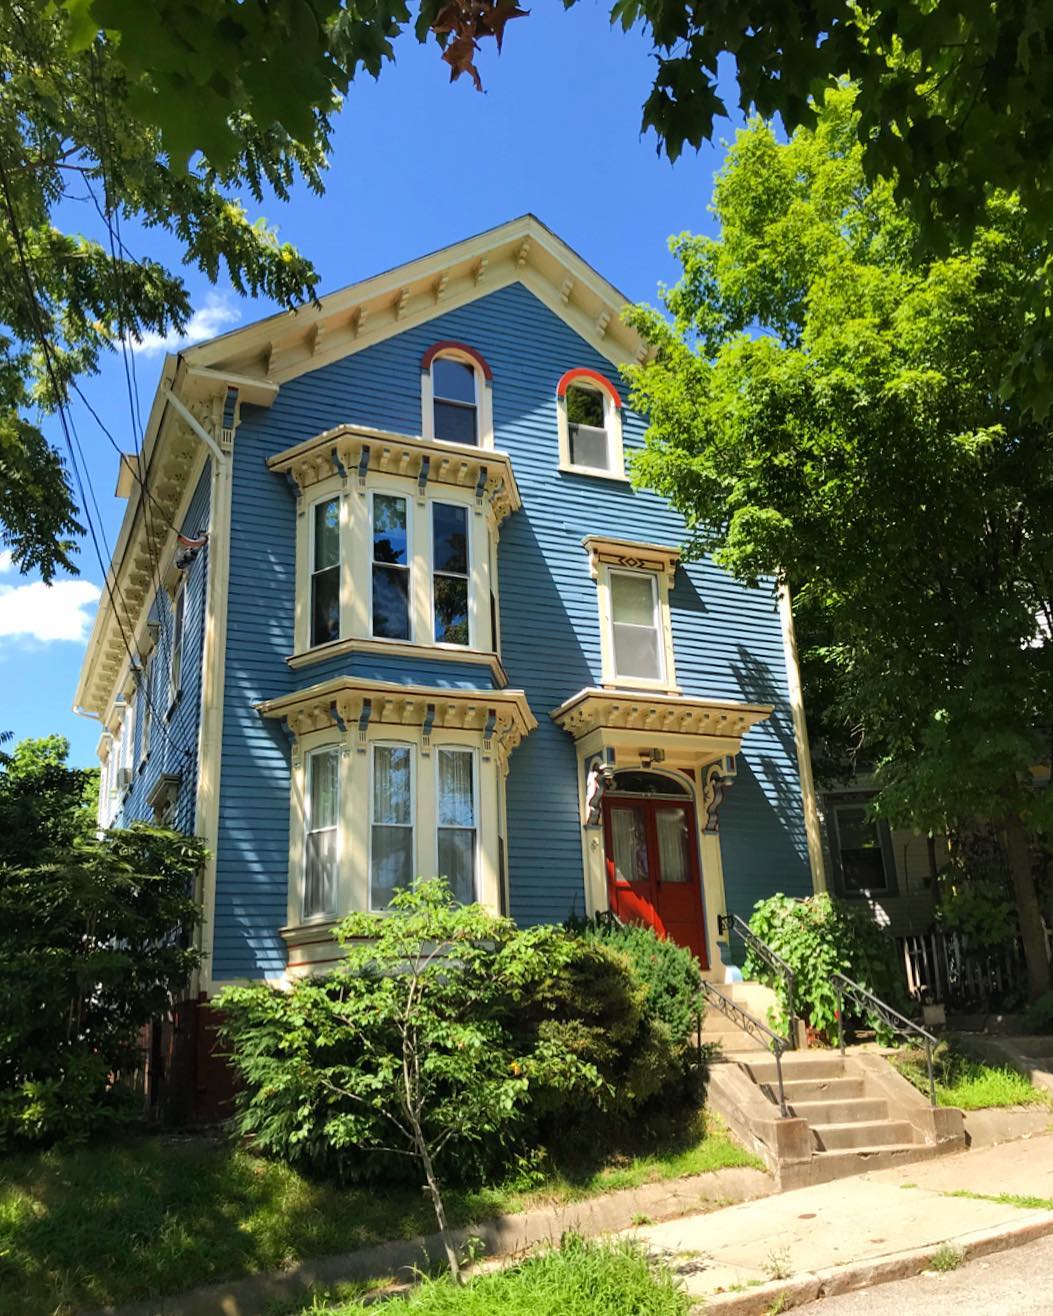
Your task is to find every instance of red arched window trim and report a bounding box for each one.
[421,341,493,381]
[556,367,622,409]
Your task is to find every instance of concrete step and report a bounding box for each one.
[781,1138,958,1189]
[741,1054,845,1085]
[810,1119,918,1151]
[789,1097,890,1125]
[781,1076,864,1103]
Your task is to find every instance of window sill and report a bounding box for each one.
[557,463,630,484]
[288,636,508,685]
[601,679,682,697]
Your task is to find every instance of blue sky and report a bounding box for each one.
[0,3,738,767]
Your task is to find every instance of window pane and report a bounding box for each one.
[569,424,609,469]
[438,829,475,904]
[433,357,476,404]
[434,575,469,645]
[611,572,656,626]
[837,808,888,892]
[373,745,411,824]
[433,503,468,574]
[309,749,339,829]
[656,807,690,882]
[566,383,605,427]
[438,749,474,826]
[613,622,662,680]
[304,828,338,919]
[372,564,410,639]
[314,498,340,570]
[611,770,688,796]
[372,495,407,565]
[312,565,340,645]
[434,399,478,446]
[371,826,413,908]
[837,807,878,851]
[611,804,649,884]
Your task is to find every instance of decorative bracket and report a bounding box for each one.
[356,697,373,751]
[421,702,436,754]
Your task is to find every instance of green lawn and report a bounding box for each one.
[893,1046,1052,1110]
[0,1115,757,1315]
[294,1237,690,1316]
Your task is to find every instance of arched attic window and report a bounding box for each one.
[556,368,625,478]
[421,342,493,448]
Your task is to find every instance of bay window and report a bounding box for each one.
[311,497,340,646]
[304,746,340,919]
[370,742,415,909]
[436,747,477,903]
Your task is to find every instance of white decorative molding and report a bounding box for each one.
[560,277,574,304]
[551,687,772,746]
[267,423,522,526]
[581,534,682,588]
[595,309,611,338]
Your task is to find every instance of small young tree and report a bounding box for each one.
[220,881,603,1282]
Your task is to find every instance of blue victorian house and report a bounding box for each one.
[76,217,823,1106]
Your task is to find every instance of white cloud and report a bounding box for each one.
[130,292,241,358]
[0,551,13,575]
[0,576,102,644]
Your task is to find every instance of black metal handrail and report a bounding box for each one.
[701,980,790,1116]
[832,971,938,1106]
[718,912,797,1048]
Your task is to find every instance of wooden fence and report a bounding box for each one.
[895,925,1051,1010]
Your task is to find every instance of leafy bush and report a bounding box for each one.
[1023,991,1053,1034]
[579,920,702,1053]
[218,885,701,1236]
[0,824,204,1146]
[745,893,905,1041]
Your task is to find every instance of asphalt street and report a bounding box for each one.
[795,1234,1053,1314]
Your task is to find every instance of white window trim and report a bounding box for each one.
[168,579,186,712]
[421,350,494,450]
[284,723,505,940]
[139,660,152,764]
[557,380,627,481]
[294,472,495,660]
[368,488,413,643]
[595,563,679,694]
[429,499,474,651]
[368,738,417,913]
[302,744,341,922]
[434,744,479,903]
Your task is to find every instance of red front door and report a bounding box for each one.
[603,790,708,966]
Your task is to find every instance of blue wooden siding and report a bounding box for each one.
[212,281,811,979]
[113,463,210,837]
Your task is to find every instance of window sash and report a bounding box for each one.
[432,358,479,446]
[609,570,663,681]
[371,492,411,640]
[436,747,477,904]
[311,497,341,647]
[370,743,415,910]
[303,747,340,920]
[432,502,470,646]
[140,661,152,762]
[569,422,609,470]
[169,584,185,701]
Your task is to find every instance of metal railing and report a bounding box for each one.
[832,971,938,1106]
[701,980,790,1116]
[718,912,798,1048]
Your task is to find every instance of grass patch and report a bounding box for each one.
[301,1236,690,1315]
[0,1114,756,1315]
[893,1046,1051,1110]
[928,1244,965,1273]
[943,1188,1053,1211]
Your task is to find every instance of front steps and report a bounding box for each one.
[704,990,966,1187]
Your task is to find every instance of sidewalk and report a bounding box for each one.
[631,1131,1053,1312]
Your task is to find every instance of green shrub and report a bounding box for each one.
[1023,991,1053,1034]
[745,893,905,1041]
[218,887,699,1201]
[579,920,702,1053]
[0,824,204,1146]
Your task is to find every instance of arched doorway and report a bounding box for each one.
[602,768,708,966]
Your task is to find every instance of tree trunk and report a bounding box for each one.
[416,1132,462,1283]
[1004,812,1052,1000]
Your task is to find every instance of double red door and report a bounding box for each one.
[603,793,708,966]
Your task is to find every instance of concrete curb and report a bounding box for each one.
[83,1166,771,1316]
[697,1211,1053,1314]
